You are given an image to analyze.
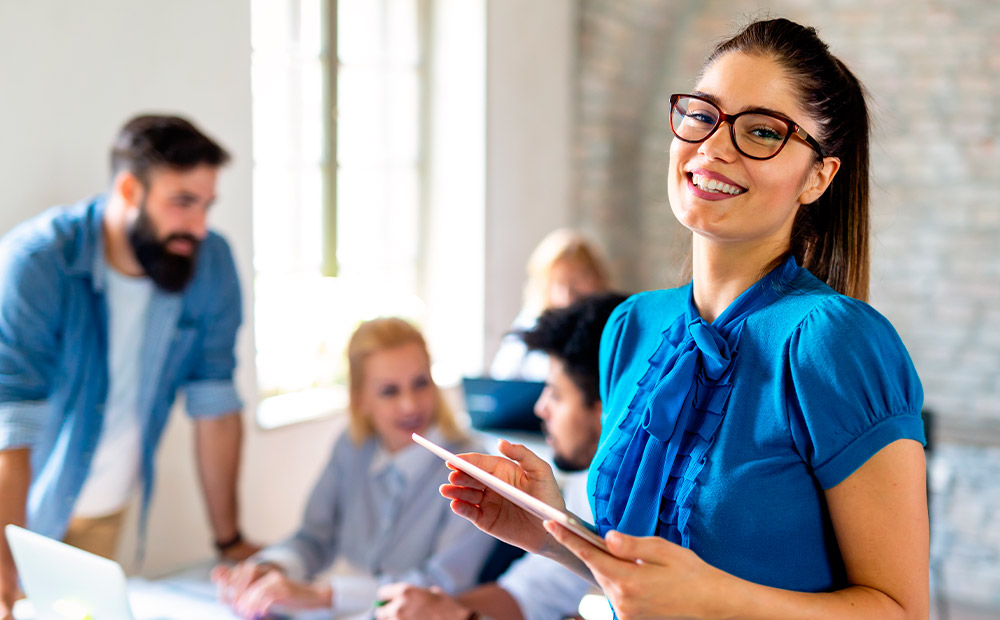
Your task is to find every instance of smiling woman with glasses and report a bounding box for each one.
[440,17,928,620]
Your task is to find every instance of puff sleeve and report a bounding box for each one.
[785,297,925,489]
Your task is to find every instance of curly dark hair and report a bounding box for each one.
[518,291,628,407]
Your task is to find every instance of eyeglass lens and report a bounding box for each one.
[670,96,791,159]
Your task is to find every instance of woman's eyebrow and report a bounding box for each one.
[692,90,790,118]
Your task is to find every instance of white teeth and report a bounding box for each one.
[691,173,743,195]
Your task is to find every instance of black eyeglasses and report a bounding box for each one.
[669,94,826,160]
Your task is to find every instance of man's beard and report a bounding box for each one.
[545,423,590,473]
[552,451,589,473]
[127,202,200,292]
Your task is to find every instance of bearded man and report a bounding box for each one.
[0,115,259,620]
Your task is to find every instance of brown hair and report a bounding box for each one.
[346,317,464,444]
[706,18,870,300]
[110,114,230,188]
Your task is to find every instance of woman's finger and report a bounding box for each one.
[375,581,409,603]
[496,440,553,479]
[449,498,483,523]
[440,483,486,505]
[446,469,485,490]
[231,562,263,601]
[603,530,673,564]
[545,520,606,562]
[210,564,229,582]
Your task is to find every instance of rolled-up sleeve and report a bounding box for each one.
[0,242,63,450]
[184,379,242,418]
[0,401,49,451]
[183,236,243,419]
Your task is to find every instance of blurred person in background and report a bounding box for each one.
[213,318,494,619]
[490,229,611,381]
[0,114,257,620]
[377,293,627,620]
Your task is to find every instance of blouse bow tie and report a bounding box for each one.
[590,256,800,547]
[641,317,733,443]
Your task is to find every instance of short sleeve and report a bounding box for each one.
[598,294,638,405]
[786,297,925,489]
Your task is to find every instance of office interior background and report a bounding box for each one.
[0,0,997,614]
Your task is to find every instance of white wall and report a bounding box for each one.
[424,0,487,379]
[484,0,576,366]
[0,0,577,576]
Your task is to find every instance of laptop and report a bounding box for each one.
[5,524,247,620]
[6,524,138,620]
[461,376,545,433]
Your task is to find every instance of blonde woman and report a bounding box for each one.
[491,228,611,380]
[213,318,493,619]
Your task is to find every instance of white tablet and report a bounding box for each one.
[412,432,609,552]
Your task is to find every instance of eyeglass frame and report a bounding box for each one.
[668,93,826,160]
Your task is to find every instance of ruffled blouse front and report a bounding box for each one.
[590,257,799,545]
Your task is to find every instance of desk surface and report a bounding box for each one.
[13,569,339,620]
[13,432,554,620]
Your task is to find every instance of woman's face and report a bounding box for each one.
[358,341,437,453]
[667,52,839,252]
[547,258,603,310]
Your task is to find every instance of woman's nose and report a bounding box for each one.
[698,122,739,161]
[399,391,417,414]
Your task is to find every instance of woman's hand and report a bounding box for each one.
[441,439,566,555]
[211,559,278,605]
[544,521,730,620]
[214,565,332,619]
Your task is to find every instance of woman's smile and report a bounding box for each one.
[687,168,747,201]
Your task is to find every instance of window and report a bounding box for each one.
[251,0,485,428]
[251,0,426,427]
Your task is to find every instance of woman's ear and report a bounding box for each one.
[798,156,841,205]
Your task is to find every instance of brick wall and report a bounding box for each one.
[574,0,1000,609]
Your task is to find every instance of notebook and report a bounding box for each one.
[461,376,545,432]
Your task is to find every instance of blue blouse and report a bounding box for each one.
[588,257,924,592]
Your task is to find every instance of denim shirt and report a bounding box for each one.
[0,195,243,541]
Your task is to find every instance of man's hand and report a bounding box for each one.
[217,538,262,563]
[0,585,24,620]
[0,449,30,620]
[374,583,470,620]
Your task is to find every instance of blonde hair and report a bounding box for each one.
[524,229,611,314]
[346,317,464,444]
